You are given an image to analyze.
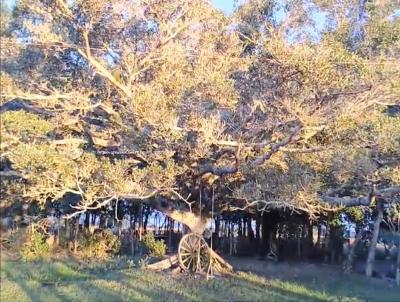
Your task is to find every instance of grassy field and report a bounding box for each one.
[1,256,399,302]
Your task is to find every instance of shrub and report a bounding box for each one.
[21,228,49,261]
[142,232,166,257]
[78,230,121,259]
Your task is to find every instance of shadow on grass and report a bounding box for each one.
[4,257,398,302]
[49,258,195,301]
[1,258,334,302]
[231,258,400,302]
[1,260,128,302]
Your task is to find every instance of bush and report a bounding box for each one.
[21,229,49,261]
[77,230,121,259]
[142,232,166,257]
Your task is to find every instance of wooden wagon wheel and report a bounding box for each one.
[178,233,210,273]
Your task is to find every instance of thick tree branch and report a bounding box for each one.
[378,187,400,196]
[322,195,372,207]
[77,30,132,97]
[198,163,238,177]
[0,99,54,116]
[198,145,241,176]
[0,170,23,178]
[322,186,400,206]
[250,126,301,166]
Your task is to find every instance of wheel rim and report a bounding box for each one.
[178,233,210,273]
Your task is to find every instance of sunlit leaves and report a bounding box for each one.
[1,111,53,138]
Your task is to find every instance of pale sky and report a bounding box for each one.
[212,0,238,15]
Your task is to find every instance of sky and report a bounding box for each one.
[212,0,237,15]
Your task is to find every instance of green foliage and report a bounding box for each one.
[1,0,399,235]
[127,259,136,269]
[21,229,50,261]
[1,111,53,138]
[371,115,400,153]
[344,207,364,223]
[77,230,121,259]
[329,213,343,228]
[141,232,166,257]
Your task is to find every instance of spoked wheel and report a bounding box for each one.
[178,233,210,273]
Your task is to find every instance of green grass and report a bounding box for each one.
[1,258,399,302]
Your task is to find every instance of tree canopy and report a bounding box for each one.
[1,0,399,231]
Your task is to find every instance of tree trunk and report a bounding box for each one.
[55,216,60,246]
[305,222,313,258]
[297,225,302,259]
[214,216,220,248]
[65,218,70,240]
[150,207,233,273]
[143,207,149,231]
[138,204,143,241]
[323,224,330,263]
[366,201,384,278]
[247,215,255,241]
[255,213,261,241]
[84,213,90,230]
[329,225,343,264]
[133,213,137,232]
[229,222,234,256]
[396,241,400,286]
[73,217,79,253]
[261,212,279,257]
[261,214,268,253]
[168,218,172,251]
[130,228,135,256]
[344,229,363,273]
[317,224,321,247]
[163,209,207,234]
[145,255,178,271]
[100,214,107,229]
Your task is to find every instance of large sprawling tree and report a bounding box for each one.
[1,0,399,235]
